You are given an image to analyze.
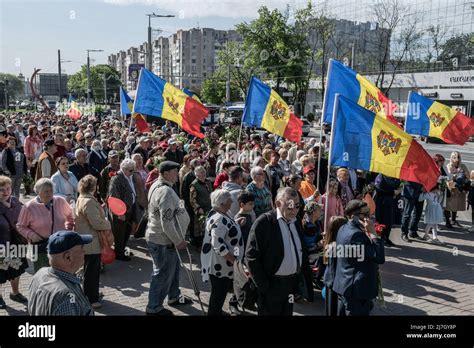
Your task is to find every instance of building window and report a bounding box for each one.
[192,59,196,63]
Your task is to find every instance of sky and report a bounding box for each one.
[0,0,307,79]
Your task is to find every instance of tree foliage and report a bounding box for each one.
[67,64,121,101]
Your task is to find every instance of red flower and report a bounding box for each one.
[374,223,386,237]
[109,171,117,178]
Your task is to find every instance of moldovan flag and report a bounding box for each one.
[182,88,202,103]
[133,113,150,133]
[242,76,303,143]
[323,59,400,128]
[331,95,439,191]
[120,86,133,116]
[67,97,82,120]
[405,92,474,145]
[133,68,208,138]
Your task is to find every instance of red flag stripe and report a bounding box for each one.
[441,111,474,145]
[182,97,208,138]
[283,113,303,143]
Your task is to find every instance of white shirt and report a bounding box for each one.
[275,208,303,276]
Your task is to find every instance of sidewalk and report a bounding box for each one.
[1,209,472,316]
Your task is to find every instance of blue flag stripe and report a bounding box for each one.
[242,76,271,127]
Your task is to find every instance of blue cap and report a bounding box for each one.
[47,230,93,255]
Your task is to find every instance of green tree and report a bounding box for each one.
[0,73,25,106]
[67,64,121,102]
[438,33,474,68]
[201,78,239,105]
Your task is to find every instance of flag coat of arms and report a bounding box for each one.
[405,92,474,145]
[133,68,208,138]
[331,95,439,190]
[242,76,303,143]
[323,59,399,128]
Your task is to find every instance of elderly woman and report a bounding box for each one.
[75,175,112,309]
[0,176,28,308]
[189,166,213,247]
[51,156,79,203]
[336,168,355,209]
[179,154,193,184]
[17,178,74,272]
[132,153,149,183]
[246,166,273,218]
[201,189,244,316]
[446,151,470,227]
[1,136,27,198]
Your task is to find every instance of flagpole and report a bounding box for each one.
[404,90,412,133]
[324,93,339,235]
[317,59,333,193]
[130,69,144,133]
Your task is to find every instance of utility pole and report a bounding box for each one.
[58,49,62,101]
[146,13,175,71]
[351,40,356,69]
[86,49,103,104]
[226,64,231,104]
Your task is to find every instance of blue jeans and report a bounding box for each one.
[146,241,181,313]
[401,198,424,236]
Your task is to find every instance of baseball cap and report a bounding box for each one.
[159,161,180,174]
[303,165,315,175]
[167,138,177,145]
[47,230,93,255]
[108,150,119,158]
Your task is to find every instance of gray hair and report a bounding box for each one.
[34,178,53,194]
[131,153,143,161]
[194,165,206,176]
[210,189,232,210]
[275,187,298,202]
[250,166,264,181]
[92,140,101,147]
[120,158,136,171]
[296,150,306,160]
[74,148,87,158]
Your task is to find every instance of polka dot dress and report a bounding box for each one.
[200,210,244,282]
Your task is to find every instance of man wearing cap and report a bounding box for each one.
[35,139,58,182]
[98,150,121,201]
[28,230,94,316]
[132,136,150,163]
[145,160,192,316]
[164,138,184,165]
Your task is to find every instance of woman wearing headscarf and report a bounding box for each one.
[445,151,469,228]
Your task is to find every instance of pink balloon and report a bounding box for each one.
[107,197,127,216]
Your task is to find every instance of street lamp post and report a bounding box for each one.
[146,13,175,71]
[87,49,103,104]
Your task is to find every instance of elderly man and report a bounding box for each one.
[246,187,309,316]
[28,230,94,316]
[332,200,385,316]
[35,139,58,182]
[145,161,192,316]
[132,136,150,163]
[69,148,91,182]
[98,150,120,201]
[108,159,142,261]
[88,139,108,177]
[164,138,184,164]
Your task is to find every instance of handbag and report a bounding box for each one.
[2,211,28,245]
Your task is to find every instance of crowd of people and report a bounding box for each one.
[0,110,473,316]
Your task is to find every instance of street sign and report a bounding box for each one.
[129,64,145,81]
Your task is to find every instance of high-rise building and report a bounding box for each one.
[107,27,241,92]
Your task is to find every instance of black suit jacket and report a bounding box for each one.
[245,210,309,293]
[108,172,136,215]
[332,220,385,300]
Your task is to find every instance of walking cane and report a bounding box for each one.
[173,211,207,315]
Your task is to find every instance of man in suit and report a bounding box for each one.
[246,187,309,316]
[332,200,385,316]
[88,140,108,178]
[108,158,140,261]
